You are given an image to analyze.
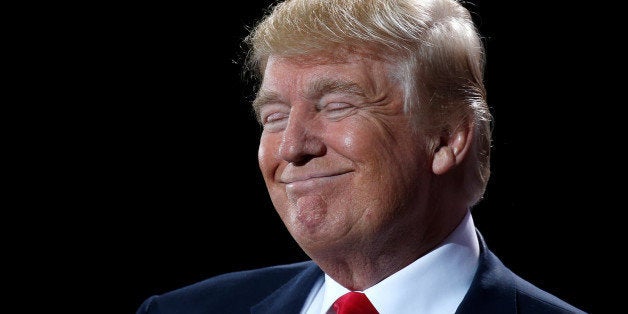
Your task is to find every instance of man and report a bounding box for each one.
[137,0,585,313]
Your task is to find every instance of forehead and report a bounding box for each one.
[261,54,395,89]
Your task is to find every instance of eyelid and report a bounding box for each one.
[259,103,290,125]
[318,90,362,110]
[323,102,352,110]
[265,111,288,123]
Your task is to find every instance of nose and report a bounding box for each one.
[279,109,326,165]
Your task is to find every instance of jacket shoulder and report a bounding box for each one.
[513,275,587,314]
[457,231,587,314]
[136,260,317,314]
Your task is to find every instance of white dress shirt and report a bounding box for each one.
[301,210,480,314]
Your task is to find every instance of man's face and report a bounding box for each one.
[255,54,432,256]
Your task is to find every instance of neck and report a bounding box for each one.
[312,207,468,290]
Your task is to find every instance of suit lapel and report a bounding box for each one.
[455,230,517,313]
[251,262,323,314]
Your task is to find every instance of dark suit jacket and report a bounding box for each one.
[136,232,586,313]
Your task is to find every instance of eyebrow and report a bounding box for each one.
[252,78,368,119]
[252,90,282,118]
[307,78,367,100]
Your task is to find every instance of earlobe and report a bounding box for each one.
[432,146,455,175]
[431,122,473,175]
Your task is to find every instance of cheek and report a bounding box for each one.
[257,139,269,169]
[342,133,355,151]
[258,135,294,222]
[334,126,389,167]
[328,122,367,158]
[341,118,424,183]
[258,135,280,182]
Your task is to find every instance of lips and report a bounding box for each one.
[280,171,352,194]
[280,170,351,184]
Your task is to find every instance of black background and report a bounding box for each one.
[55,1,606,313]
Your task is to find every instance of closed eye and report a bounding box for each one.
[321,102,356,120]
[260,104,290,132]
[324,102,352,111]
[265,111,289,124]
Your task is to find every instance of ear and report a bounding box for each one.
[432,121,474,175]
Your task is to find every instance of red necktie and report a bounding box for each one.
[332,291,379,314]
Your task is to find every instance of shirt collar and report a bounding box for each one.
[318,210,480,314]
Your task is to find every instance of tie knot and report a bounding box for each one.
[332,291,379,314]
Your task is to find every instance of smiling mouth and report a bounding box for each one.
[282,170,352,184]
[283,171,352,191]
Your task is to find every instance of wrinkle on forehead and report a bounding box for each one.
[253,53,400,120]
